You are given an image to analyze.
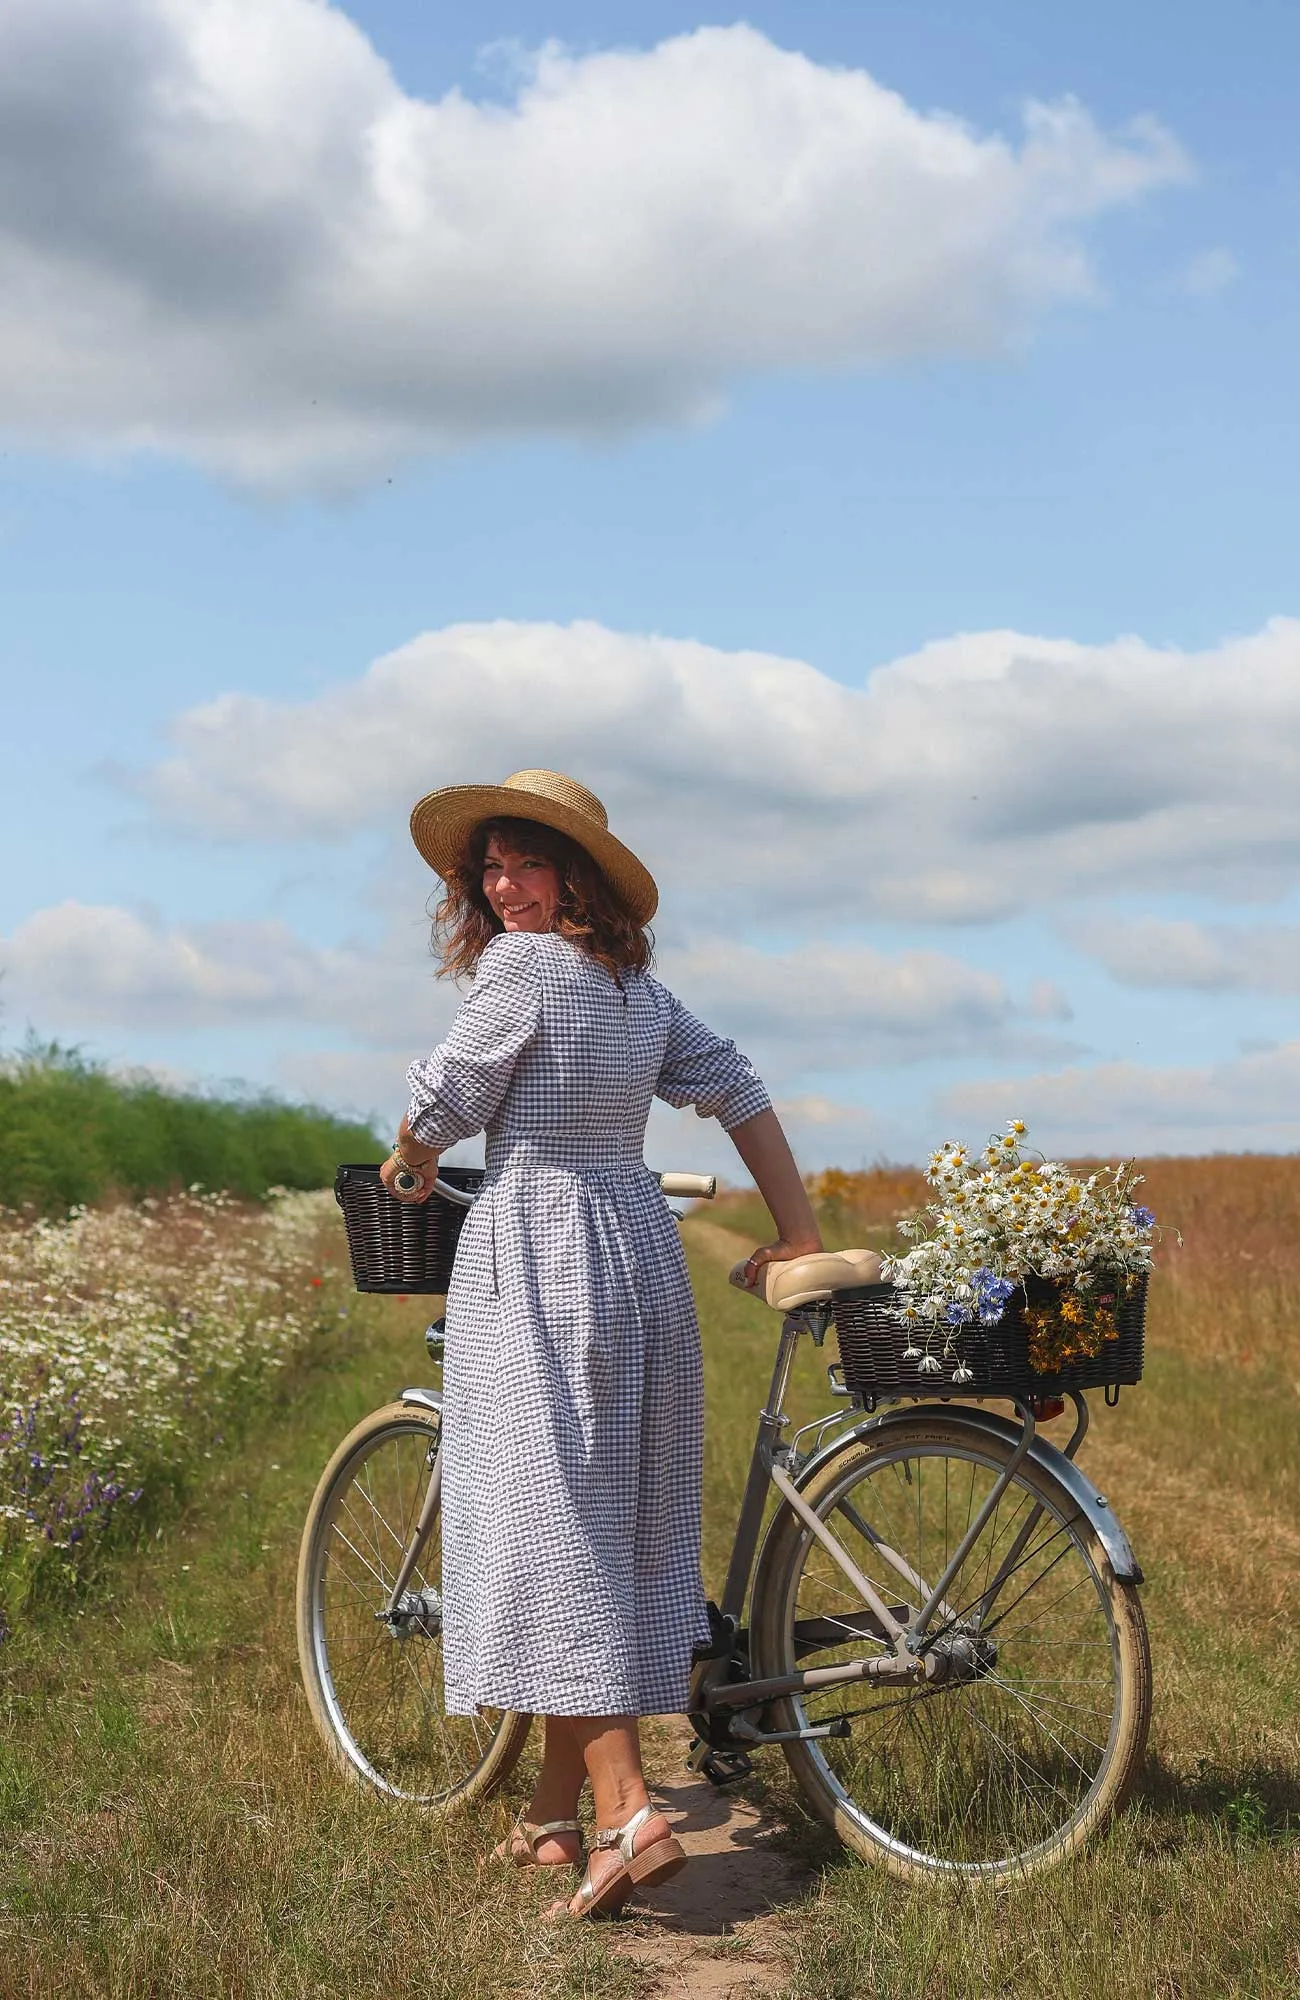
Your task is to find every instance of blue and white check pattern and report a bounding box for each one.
[406,931,771,1717]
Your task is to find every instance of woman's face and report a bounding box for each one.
[481,840,562,933]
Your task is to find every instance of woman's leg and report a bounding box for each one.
[560,1716,674,1903]
[504,1717,586,1863]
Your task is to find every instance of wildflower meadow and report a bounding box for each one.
[0,1188,341,1632]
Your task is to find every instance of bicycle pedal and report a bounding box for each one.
[686,1739,754,1787]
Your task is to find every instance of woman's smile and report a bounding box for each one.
[483,844,561,932]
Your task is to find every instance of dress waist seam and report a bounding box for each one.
[484,1146,651,1180]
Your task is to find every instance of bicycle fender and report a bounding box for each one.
[779,1403,1143,1585]
[399,1386,443,1415]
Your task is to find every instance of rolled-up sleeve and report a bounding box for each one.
[406,934,541,1149]
[654,991,772,1132]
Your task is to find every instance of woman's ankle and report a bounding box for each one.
[592,1784,651,1832]
[528,1791,583,1827]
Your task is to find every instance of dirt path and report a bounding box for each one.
[681,1215,750,1274]
[615,1722,810,1999]
[608,1216,809,1995]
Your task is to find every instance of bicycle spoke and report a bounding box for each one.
[978,1670,1110,1765]
[328,1522,395,1594]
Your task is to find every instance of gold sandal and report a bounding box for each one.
[495,1818,585,1869]
[560,1804,686,1919]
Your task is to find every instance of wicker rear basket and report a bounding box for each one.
[333,1163,485,1294]
[833,1272,1147,1402]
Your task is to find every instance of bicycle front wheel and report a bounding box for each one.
[296,1402,532,1805]
[751,1415,1151,1879]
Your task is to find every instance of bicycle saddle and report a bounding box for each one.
[728,1247,883,1311]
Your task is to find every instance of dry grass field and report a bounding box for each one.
[0,1155,1297,1998]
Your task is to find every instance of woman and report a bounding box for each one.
[380,769,821,1921]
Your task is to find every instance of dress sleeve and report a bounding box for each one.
[654,988,772,1132]
[405,934,541,1149]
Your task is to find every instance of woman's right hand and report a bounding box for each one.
[380,1150,437,1204]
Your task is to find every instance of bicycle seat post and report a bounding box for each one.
[716,1307,826,1629]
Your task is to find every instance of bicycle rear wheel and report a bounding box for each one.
[751,1415,1150,1879]
[296,1402,532,1805]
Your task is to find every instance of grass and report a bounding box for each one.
[1,1157,1297,1997]
[0,1042,380,1214]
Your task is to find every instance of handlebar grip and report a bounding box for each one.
[657,1172,717,1200]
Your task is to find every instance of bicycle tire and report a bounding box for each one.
[750,1414,1151,1879]
[296,1402,532,1806]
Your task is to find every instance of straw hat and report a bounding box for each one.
[409,769,658,925]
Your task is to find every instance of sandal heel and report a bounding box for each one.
[555,1807,687,1921]
[626,1834,687,1889]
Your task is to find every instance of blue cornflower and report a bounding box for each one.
[945,1302,974,1326]
[1130,1204,1155,1229]
[971,1267,1014,1325]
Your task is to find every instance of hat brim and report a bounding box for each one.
[409,783,658,926]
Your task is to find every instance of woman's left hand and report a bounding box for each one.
[738,1235,821,1292]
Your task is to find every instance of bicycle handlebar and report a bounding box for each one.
[429,1176,476,1208]
[657,1172,716,1199]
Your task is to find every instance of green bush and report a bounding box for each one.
[0,1042,382,1212]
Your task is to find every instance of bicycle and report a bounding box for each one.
[297,1169,1151,1880]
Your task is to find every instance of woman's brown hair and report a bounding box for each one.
[433,816,653,981]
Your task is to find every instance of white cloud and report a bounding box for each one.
[0,4,1187,486]
[1026,978,1073,1020]
[0,900,456,1042]
[660,940,1074,1064]
[1072,915,1300,991]
[131,614,1300,923]
[1179,246,1238,295]
[940,1042,1300,1155]
[2,900,1059,1071]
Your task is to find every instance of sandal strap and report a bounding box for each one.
[572,1865,601,1910]
[594,1802,655,1863]
[520,1818,582,1856]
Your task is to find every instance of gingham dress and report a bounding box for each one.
[405,931,771,1717]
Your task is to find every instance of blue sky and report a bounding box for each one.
[2,0,1299,1169]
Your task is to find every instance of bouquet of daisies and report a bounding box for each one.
[880,1122,1156,1382]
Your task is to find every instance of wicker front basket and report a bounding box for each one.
[833,1272,1147,1402]
[333,1163,485,1294]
